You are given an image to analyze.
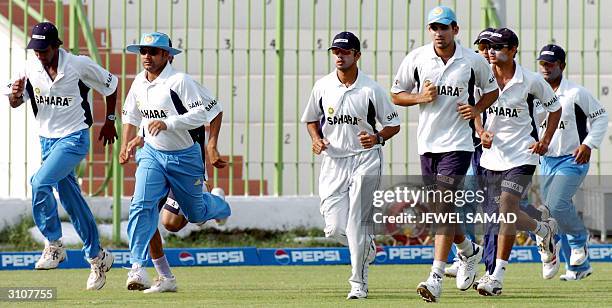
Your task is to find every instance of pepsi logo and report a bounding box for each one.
[274,249,290,265]
[178,251,195,266]
[375,246,387,263]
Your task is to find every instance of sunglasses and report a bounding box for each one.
[477,43,489,51]
[489,44,509,51]
[139,47,161,56]
[429,24,451,31]
[331,48,354,56]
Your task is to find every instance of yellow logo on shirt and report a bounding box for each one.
[35,88,41,95]
[328,107,334,115]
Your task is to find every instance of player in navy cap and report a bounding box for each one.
[4,21,119,290]
[536,44,608,281]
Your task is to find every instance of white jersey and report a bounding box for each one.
[480,62,561,171]
[301,69,400,158]
[391,42,498,155]
[3,48,118,138]
[539,78,608,156]
[122,63,222,151]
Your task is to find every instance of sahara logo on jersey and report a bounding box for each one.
[326,114,359,125]
[437,85,462,97]
[386,111,398,121]
[140,109,169,119]
[487,106,520,118]
[34,95,73,107]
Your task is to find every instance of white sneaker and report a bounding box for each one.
[536,218,558,263]
[416,272,442,303]
[35,241,66,270]
[126,263,151,291]
[560,267,593,281]
[477,277,503,296]
[542,241,561,279]
[86,248,114,290]
[570,246,588,266]
[456,244,483,290]
[144,276,178,293]
[211,187,228,226]
[538,204,551,220]
[346,285,368,299]
[444,259,460,278]
[473,274,491,291]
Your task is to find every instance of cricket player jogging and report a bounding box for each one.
[475,28,562,296]
[445,27,495,279]
[301,31,400,299]
[536,44,608,281]
[119,32,231,290]
[391,6,499,302]
[3,22,118,290]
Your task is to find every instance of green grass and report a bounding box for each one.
[2,263,612,307]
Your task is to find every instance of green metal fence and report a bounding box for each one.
[2,0,610,201]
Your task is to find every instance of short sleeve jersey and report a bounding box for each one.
[540,78,608,156]
[122,64,222,151]
[3,48,118,138]
[480,62,561,171]
[391,42,498,155]
[301,69,401,158]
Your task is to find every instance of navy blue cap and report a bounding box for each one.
[328,32,361,52]
[26,22,63,50]
[481,27,519,47]
[537,44,566,63]
[473,28,496,45]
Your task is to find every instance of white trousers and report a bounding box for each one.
[319,149,382,288]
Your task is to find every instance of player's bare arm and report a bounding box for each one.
[120,123,140,164]
[8,77,26,108]
[530,108,562,155]
[207,112,228,168]
[306,121,328,155]
[98,88,119,146]
[391,80,437,106]
[457,90,499,120]
[358,125,400,149]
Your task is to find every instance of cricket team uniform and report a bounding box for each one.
[391,42,498,187]
[539,78,608,273]
[2,48,118,259]
[480,62,561,271]
[122,63,230,265]
[301,69,400,290]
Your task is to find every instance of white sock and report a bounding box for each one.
[432,260,446,278]
[534,221,549,238]
[456,238,474,256]
[492,259,508,282]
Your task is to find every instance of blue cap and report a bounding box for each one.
[27,22,63,50]
[537,44,566,63]
[427,6,457,25]
[328,31,361,52]
[126,32,182,56]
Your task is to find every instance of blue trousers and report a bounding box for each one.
[540,155,590,272]
[128,143,231,265]
[32,129,100,259]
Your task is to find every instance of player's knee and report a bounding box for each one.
[161,213,187,232]
[30,175,51,193]
[324,225,346,243]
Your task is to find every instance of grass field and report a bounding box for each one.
[2,263,612,307]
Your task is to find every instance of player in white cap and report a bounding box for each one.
[302,31,400,299]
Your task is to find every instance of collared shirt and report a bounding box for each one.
[3,48,118,138]
[122,63,222,151]
[480,62,561,171]
[540,78,608,156]
[391,42,498,155]
[301,69,400,158]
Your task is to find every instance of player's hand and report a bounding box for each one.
[457,103,478,120]
[529,140,550,155]
[148,120,167,136]
[480,131,494,149]
[11,77,26,99]
[98,120,118,146]
[120,136,143,164]
[420,80,437,103]
[312,138,329,155]
[573,144,591,164]
[207,144,228,168]
[358,131,377,149]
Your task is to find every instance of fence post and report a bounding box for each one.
[274,0,284,196]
